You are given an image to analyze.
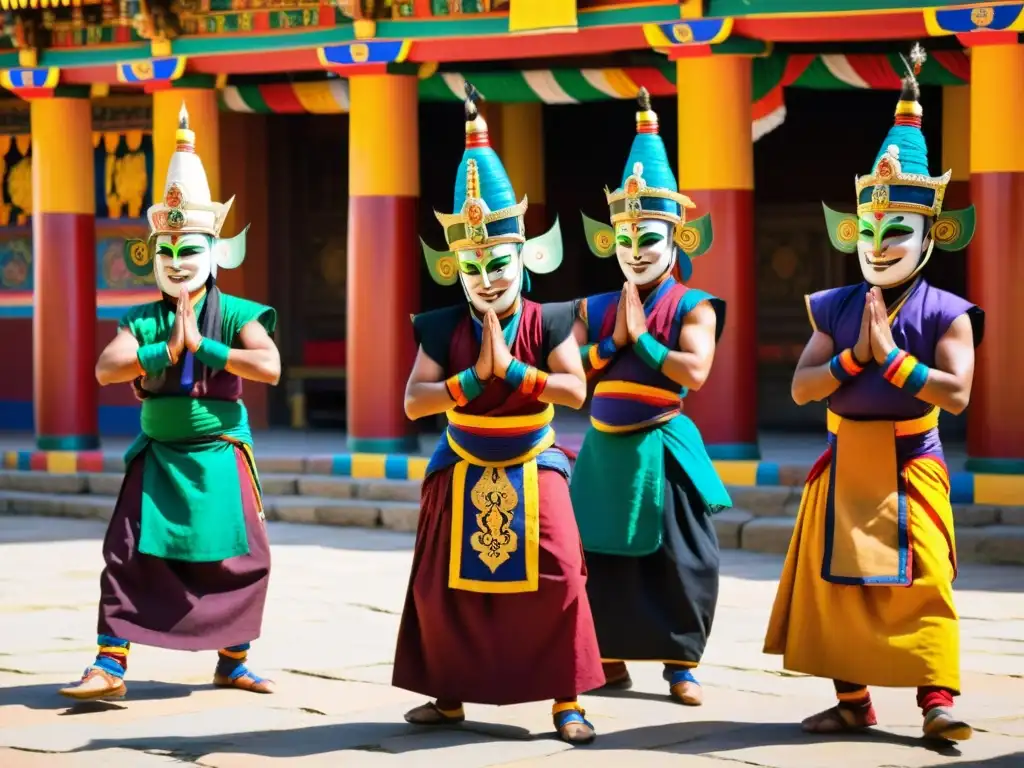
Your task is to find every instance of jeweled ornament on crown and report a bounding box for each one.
[871,184,890,211]
[466,202,484,227]
[875,145,901,180]
[164,182,186,211]
[167,208,186,229]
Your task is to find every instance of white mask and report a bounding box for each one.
[457,243,522,315]
[615,219,675,286]
[856,212,930,287]
[154,233,214,298]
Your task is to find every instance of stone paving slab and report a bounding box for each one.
[1,516,1022,768]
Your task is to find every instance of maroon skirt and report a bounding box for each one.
[392,465,605,705]
[97,445,271,651]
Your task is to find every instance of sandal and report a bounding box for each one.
[553,705,596,745]
[404,701,466,725]
[923,708,973,742]
[213,666,276,694]
[59,667,127,701]
[801,705,876,733]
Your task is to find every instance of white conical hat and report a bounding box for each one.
[147,102,234,237]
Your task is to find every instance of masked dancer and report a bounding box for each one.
[763,45,983,742]
[59,104,280,701]
[392,84,604,745]
[570,88,733,705]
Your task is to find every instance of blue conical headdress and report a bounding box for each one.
[855,44,950,218]
[434,83,527,251]
[606,88,695,226]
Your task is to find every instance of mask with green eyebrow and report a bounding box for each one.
[455,242,523,314]
[615,219,675,286]
[855,211,929,287]
[154,233,214,298]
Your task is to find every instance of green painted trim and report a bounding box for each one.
[171,27,354,56]
[713,37,770,56]
[965,457,1024,475]
[37,435,100,451]
[376,17,509,38]
[707,0,963,15]
[233,83,272,112]
[40,44,151,67]
[0,52,19,68]
[347,435,420,454]
[551,69,612,102]
[577,4,682,27]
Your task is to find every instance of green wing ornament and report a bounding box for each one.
[580,212,616,258]
[931,205,976,252]
[675,213,714,258]
[822,202,859,254]
[521,216,564,274]
[420,237,460,287]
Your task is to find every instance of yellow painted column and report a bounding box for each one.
[152,87,220,203]
[967,45,1024,472]
[498,102,546,233]
[676,55,757,458]
[31,95,98,449]
[347,74,420,452]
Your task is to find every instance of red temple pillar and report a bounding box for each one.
[966,45,1024,473]
[346,74,420,453]
[31,93,98,450]
[676,55,758,459]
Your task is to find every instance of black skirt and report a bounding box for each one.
[582,453,720,665]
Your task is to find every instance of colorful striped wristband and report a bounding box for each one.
[882,348,929,395]
[504,358,529,389]
[195,338,231,371]
[519,366,549,400]
[585,336,619,371]
[137,343,172,376]
[445,367,485,407]
[828,349,865,383]
[634,332,670,371]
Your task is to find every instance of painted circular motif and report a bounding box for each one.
[595,231,613,251]
[466,203,484,226]
[676,226,699,252]
[931,217,961,245]
[836,218,858,243]
[167,209,186,229]
[436,255,458,280]
[971,6,994,27]
[129,241,150,266]
[876,158,893,180]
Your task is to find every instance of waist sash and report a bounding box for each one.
[590,381,682,433]
[445,405,555,595]
[822,407,940,587]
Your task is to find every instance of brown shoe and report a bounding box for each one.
[801,705,877,733]
[58,668,127,701]
[213,672,276,694]
[404,701,466,725]
[600,661,632,690]
[664,667,703,706]
[923,708,973,742]
[553,706,596,745]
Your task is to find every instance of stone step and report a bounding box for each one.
[2,489,1023,565]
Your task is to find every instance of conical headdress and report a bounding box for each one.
[147,103,235,238]
[855,44,950,218]
[434,83,528,250]
[606,88,695,226]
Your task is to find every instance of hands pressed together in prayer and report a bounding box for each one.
[474,309,513,382]
[167,290,204,366]
[612,282,649,348]
[854,285,898,366]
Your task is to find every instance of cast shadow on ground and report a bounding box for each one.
[0,680,204,712]
[64,718,967,760]
[921,752,1024,768]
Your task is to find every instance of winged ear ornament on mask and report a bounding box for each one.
[420,237,460,286]
[122,226,250,280]
[579,211,714,282]
[520,216,564,275]
[822,202,977,254]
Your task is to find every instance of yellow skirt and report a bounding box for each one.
[763,450,960,691]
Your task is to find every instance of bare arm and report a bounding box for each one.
[908,313,975,415]
[225,321,281,385]
[95,329,143,386]
[572,318,588,346]
[541,334,587,410]
[791,331,841,406]
[660,301,718,391]
[404,348,457,421]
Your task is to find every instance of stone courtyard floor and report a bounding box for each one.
[0,516,1021,768]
